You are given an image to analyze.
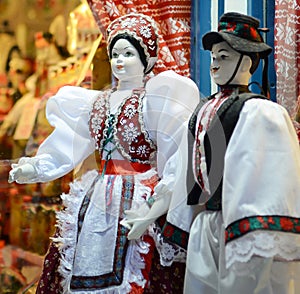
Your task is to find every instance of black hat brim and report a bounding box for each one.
[202,31,272,58]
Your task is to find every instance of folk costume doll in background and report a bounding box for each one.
[180,12,300,294]
[9,13,199,293]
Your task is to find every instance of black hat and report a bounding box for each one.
[202,12,272,58]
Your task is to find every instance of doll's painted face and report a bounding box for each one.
[111,38,145,82]
[210,41,242,86]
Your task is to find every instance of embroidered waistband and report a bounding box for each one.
[99,159,152,175]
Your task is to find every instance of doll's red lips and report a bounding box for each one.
[211,66,219,73]
[117,65,124,69]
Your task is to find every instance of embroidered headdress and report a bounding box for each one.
[106,13,159,74]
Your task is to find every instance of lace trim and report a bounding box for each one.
[148,223,186,267]
[52,169,156,293]
[136,89,157,159]
[225,230,300,269]
[52,170,97,293]
[89,90,111,152]
[17,156,46,183]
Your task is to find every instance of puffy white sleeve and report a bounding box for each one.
[144,70,199,177]
[18,86,99,182]
[124,71,199,245]
[223,99,300,266]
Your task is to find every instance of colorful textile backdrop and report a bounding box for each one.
[274,0,300,118]
[86,0,192,77]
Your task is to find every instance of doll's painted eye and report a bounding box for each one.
[220,54,228,60]
[124,51,134,57]
[112,52,119,58]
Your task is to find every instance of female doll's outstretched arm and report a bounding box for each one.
[9,86,98,184]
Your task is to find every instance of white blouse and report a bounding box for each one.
[17,70,199,183]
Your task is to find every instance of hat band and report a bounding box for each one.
[218,21,263,43]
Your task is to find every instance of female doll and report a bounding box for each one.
[9,13,199,293]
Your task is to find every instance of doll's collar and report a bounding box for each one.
[220,84,249,93]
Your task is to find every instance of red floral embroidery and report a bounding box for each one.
[89,89,156,164]
[163,225,175,238]
[257,216,264,223]
[195,94,230,190]
[239,219,250,233]
[280,217,295,231]
[164,226,174,238]
[116,89,156,163]
[224,230,228,241]
[225,215,300,244]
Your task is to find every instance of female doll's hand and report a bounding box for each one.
[120,202,152,240]
[121,194,171,240]
[8,163,37,183]
[122,208,156,240]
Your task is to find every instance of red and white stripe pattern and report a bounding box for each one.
[87,0,192,77]
[275,0,300,118]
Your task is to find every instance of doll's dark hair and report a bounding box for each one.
[108,33,148,73]
[245,52,260,74]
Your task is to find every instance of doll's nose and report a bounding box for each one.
[211,58,219,67]
[117,54,125,61]
[116,57,124,69]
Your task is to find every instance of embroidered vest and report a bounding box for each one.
[187,91,266,210]
[89,88,156,165]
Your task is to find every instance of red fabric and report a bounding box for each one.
[87,0,192,77]
[130,235,156,293]
[144,248,186,293]
[35,230,62,294]
[99,159,152,174]
[274,0,300,117]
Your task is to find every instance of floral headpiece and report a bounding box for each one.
[107,13,159,73]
